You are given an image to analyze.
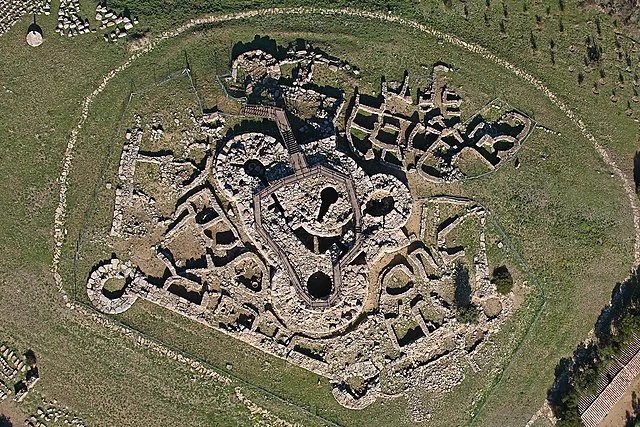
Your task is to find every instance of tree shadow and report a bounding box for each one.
[633,151,640,193]
[625,391,640,426]
[24,349,36,367]
[454,262,471,308]
[0,415,12,427]
[27,22,42,35]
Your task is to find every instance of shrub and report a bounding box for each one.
[492,265,513,294]
[456,305,479,324]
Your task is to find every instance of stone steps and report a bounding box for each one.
[580,335,640,427]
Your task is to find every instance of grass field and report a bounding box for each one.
[0,0,638,426]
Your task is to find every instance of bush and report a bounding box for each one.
[492,265,513,295]
[24,349,36,367]
[456,305,479,324]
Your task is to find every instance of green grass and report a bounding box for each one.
[0,1,638,426]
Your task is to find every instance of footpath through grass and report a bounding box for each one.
[0,1,637,426]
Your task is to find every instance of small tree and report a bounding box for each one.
[457,305,480,323]
[0,415,12,427]
[492,265,514,294]
[24,349,36,367]
[530,32,537,50]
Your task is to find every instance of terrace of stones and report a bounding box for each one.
[0,0,50,40]
[0,345,39,404]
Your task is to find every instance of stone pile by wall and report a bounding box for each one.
[55,0,93,37]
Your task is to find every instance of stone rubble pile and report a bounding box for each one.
[0,0,49,38]
[55,0,93,37]
[96,4,138,42]
[284,41,359,75]
[0,344,39,405]
[25,396,86,427]
[0,344,22,401]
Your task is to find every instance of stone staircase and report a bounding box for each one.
[580,335,640,427]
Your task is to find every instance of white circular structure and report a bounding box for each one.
[26,30,43,47]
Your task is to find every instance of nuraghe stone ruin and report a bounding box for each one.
[346,65,532,182]
[86,41,533,409]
